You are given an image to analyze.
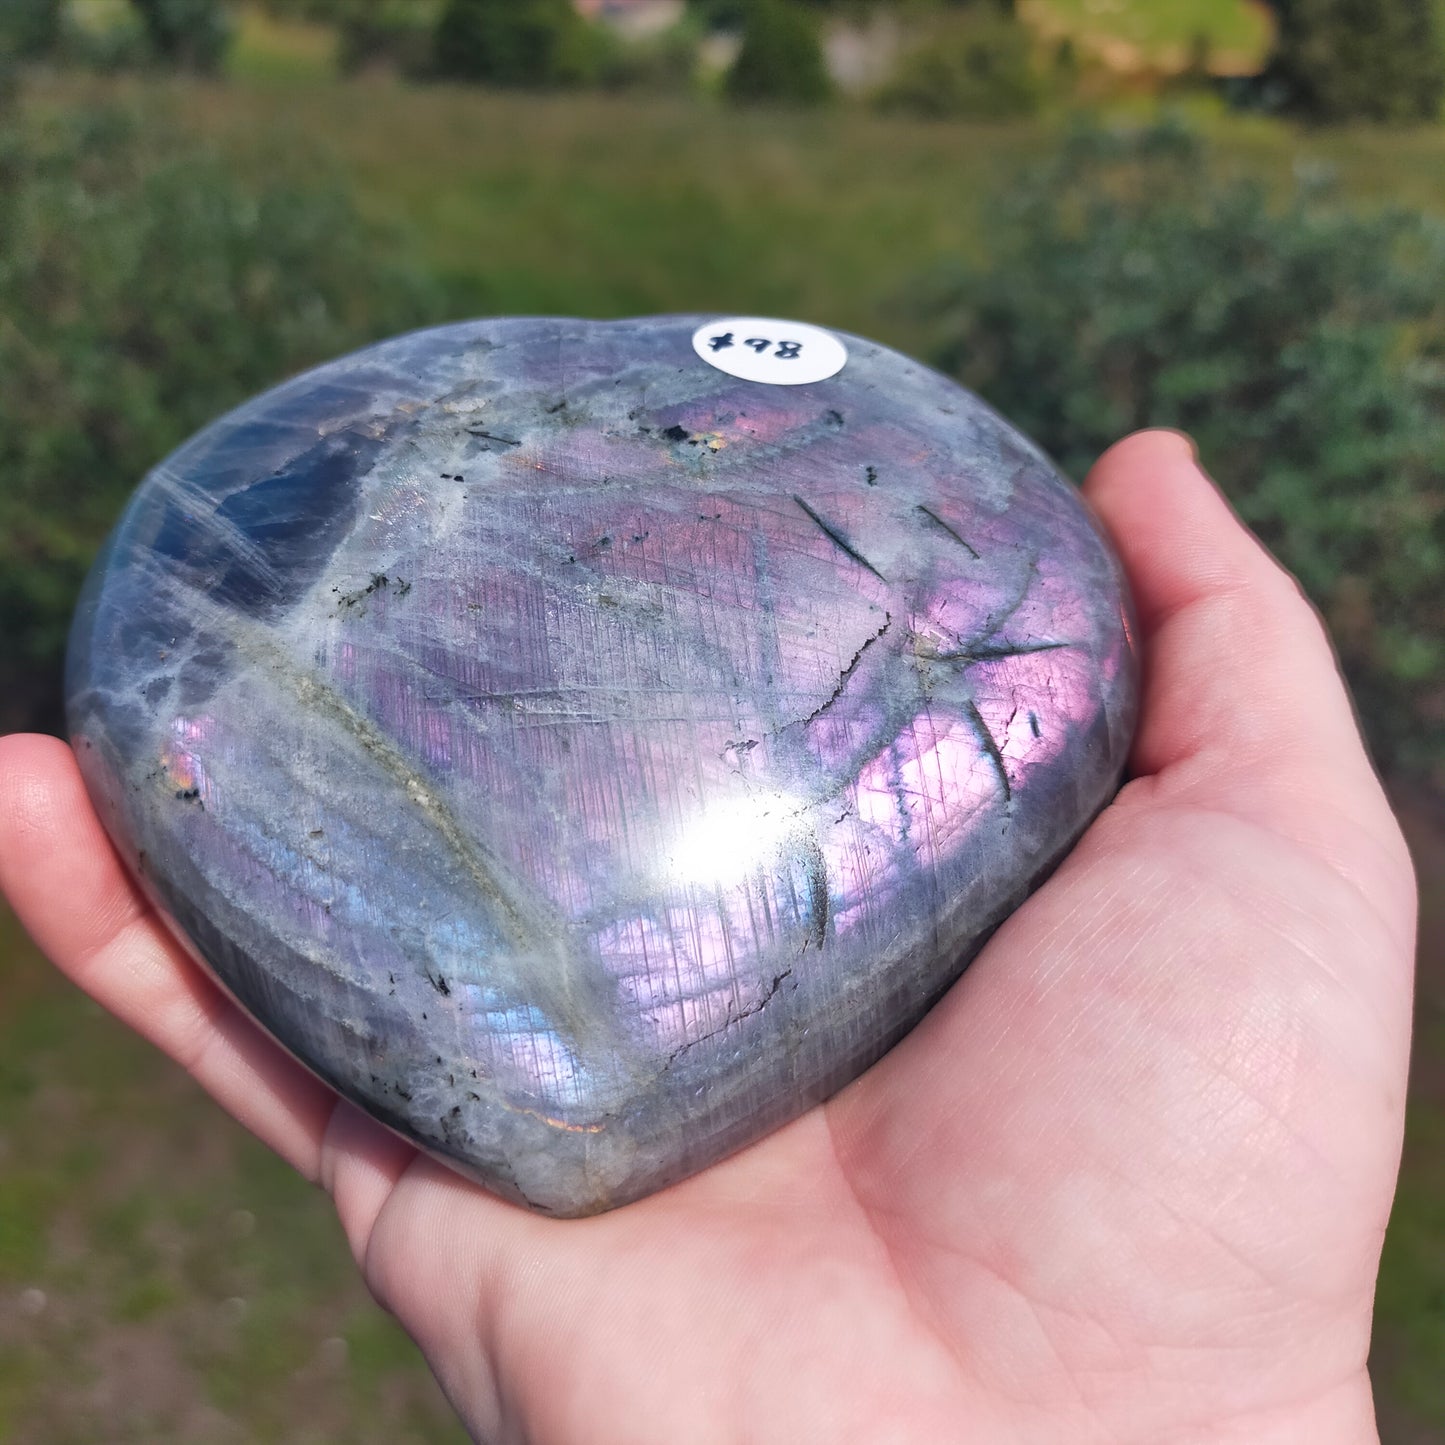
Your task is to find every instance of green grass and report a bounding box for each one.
[0,906,467,1444]
[1024,0,1272,71]
[1372,801,1445,1437]
[58,75,1442,377]
[226,7,338,85]
[1375,1103,1445,1432]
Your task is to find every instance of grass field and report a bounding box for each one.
[226,7,337,85]
[1376,801,1445,1444]
[4,68,1445,1442]
[100,76,1445,374]
[1023,0,1272,72]
[0,904,468,1445]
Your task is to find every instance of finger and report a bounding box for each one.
[318,1098,419,1268]
[0,733,336,1178]
[1082,432,1412,911]
[1084,431,1361,787]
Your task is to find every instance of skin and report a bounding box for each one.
[0,430,1417,1445]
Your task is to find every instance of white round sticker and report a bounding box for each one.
[691,317,847,386]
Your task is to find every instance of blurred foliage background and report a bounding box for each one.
[0,1,1442,1440]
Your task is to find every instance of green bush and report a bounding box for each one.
[255,0,360,16]
[0,0,62,61]
[687,0,747,30]
[594,20,701,95]
[724,0,832,105]
[0,97,447,732]
[130,0,233,72]
[1254,0,1444,123]
[338,0,439,76]
[57,1,153,72]
[875,11,1040,119]
[433,0,598,87]
[917,121,1445,783]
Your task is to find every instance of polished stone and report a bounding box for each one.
[67,316,1137,1216]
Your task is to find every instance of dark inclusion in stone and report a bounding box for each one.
[67,316,1138,1216]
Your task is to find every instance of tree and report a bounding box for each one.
[1254,0,1444,122]
[724,0,832,105]
[433,0,595,87]
[129,0,233,72]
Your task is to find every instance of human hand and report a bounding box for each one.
[0,430,1416,1445]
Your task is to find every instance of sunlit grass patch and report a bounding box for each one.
[227,6,337,84]
[1022,0,1272,73]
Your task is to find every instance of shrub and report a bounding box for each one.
[0,0,62,61]
[337,0,439,76]
[724,0,832,105]
[433,0,598,87]
[57,1,153,72]
[594,20,701,95]
[1251,0,1444,123]
[0,97,447,732]
[130,0,234,72]
[917,121,1445,783]
[875,10,1040,119]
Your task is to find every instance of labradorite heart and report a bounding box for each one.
[67,316,1136,1215]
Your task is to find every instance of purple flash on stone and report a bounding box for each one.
[66,316,1137,1216]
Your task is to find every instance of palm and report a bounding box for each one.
[1,434,1415,1445]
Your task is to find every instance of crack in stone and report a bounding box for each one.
[721,614,892,758]
[800,613,893,728]
[933,640,1069,665]
[916,504,980,559]
[961,697,1012,803]
[487,1151,550,1213]
[803,837,829,950]
[793,495,887,582]
[662,966,796,1069]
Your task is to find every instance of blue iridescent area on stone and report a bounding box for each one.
[67,316,1137,1216]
